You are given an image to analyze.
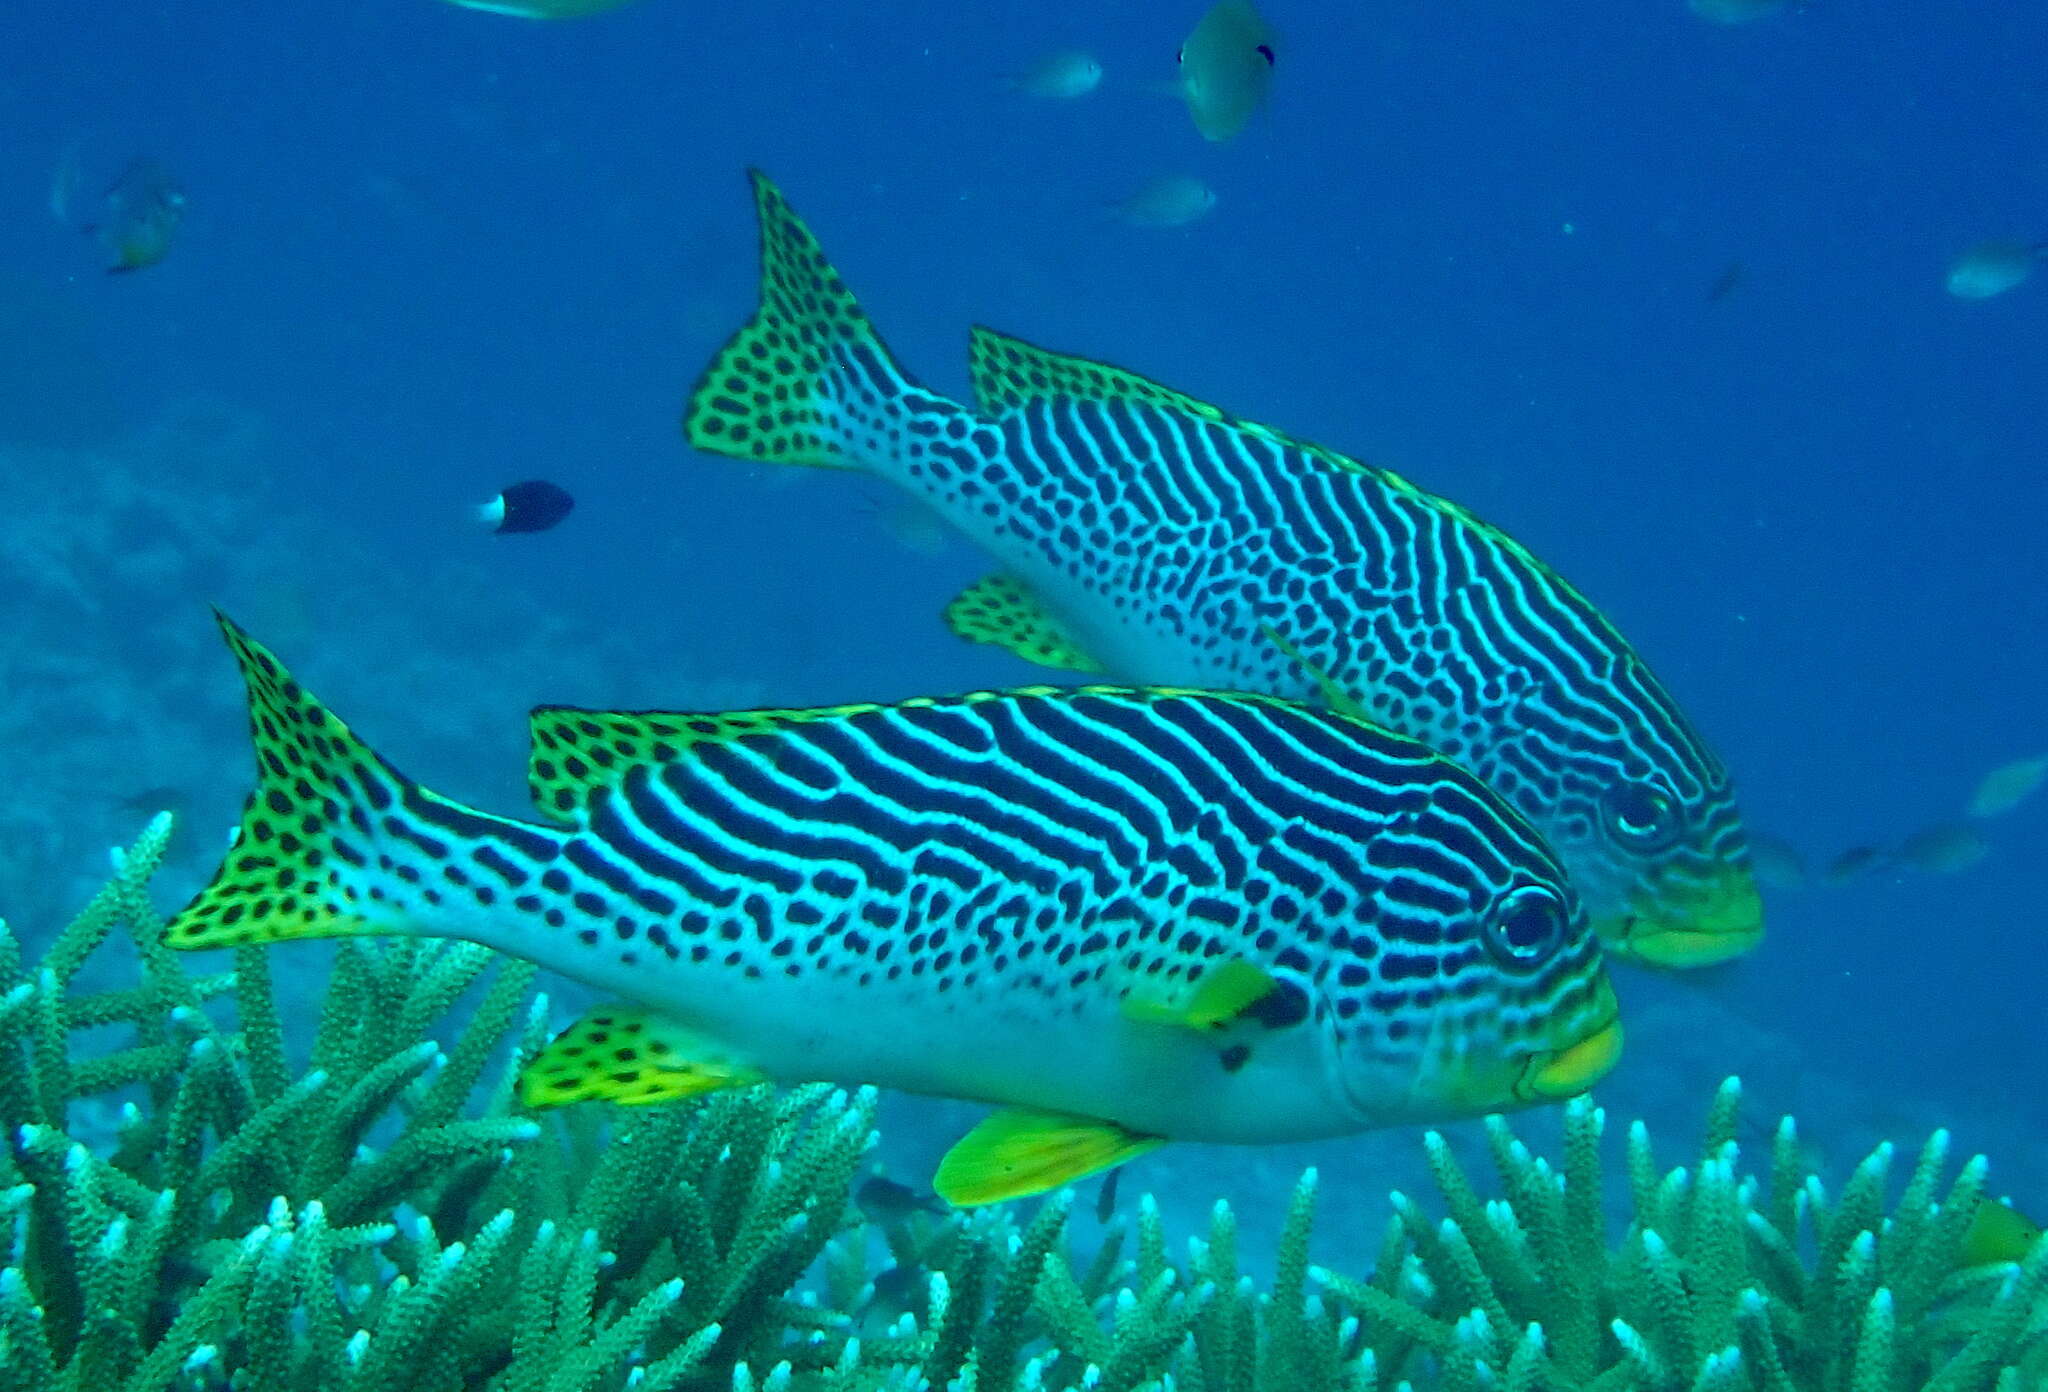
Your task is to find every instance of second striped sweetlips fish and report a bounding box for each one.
[167,614,1621,1205]
[683,172,1762,970]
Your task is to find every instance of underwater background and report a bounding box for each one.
[3,0,2045,1270]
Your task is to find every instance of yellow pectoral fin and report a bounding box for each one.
[944,574,1105,674]
[933,1108,1163,1207]
[1120,958,1283,1030]
[518,1008,766,1109]
[1258,624,1368,722]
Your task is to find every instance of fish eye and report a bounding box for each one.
[1257,44,1276,65]
[1483,885,1568,970]
[1601,782,1682,852]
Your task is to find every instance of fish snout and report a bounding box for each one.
[1514,977,1624,1101]
[1603,865,1764,969]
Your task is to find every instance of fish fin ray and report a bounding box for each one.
[934,1108,1162,1206]
[943,574,1104,674]
[683,170,917,470]
[519,1008,767,1108]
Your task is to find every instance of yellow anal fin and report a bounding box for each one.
[934,1108,1163,1207]
[944,574,1104,674]
[1259,624,1369,722]
[518,1007,766,1108]
[1120,958,1286,1030]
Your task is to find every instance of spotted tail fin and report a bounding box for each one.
[684,170,924,470]
[166,612,554,952]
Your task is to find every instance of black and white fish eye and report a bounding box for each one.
[1600,781,1683,853]
[1482,884,1569,969]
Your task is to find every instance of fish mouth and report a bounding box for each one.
[1601,867,1765,970]
[1515,980,1624,1101]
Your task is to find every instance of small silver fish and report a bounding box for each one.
[1969,755,2048,819]
[93,159,186,273]
[1007,50,1103,99]
[1688,0,1786,22]
[440,0,641,17]
[1946,241,2043,301]
[1745,832,1806,891]
[1894,822,1990,876]
[1109,174,1217,228]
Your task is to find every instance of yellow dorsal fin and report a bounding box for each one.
[967,326,1382,482]
[943,574,1104,675]
[933,1108,1163,1207]
[1259,624,1369,722]
[518,1007,767,1108]
[528,685,1120,820]
[968,326,1233,422]
[1120,959,1285,1030]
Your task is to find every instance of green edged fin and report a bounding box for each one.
[167,613,417,951]
[683,169,901,467]
[933,1108,1162,1207]
[529,687,1131,819]
[1120,958,1284,1030]
[967,325,1378,481]
[943,574,1104,674]
[968,326,1233,422]
[519,1007,767,1108]
[1260,624,1370,722]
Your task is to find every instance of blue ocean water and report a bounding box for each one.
[3,0,2044,1251]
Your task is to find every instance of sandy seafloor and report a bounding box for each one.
[4,0,2047,1272]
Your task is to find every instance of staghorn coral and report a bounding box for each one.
[1,820,2043,1391]
[1316,1078,2048,1391]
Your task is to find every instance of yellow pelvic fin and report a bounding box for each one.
[167,613,417,952]
[683,169,906,468]
[1259,624,1369,722]
[933,1108,1163,1207]
[943,574,1104,675]
[1119,958,1284,1030]
[519,1007,767,1109]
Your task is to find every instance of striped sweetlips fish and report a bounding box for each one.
[167,614,1621,1204]
[683,173,1763,970]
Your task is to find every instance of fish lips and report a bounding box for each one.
[1603,868,1765,969]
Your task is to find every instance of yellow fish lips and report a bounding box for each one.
[1515,982,1624,1101]
[1602,864,1764,969]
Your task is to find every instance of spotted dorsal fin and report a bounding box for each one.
[967,326,1379,482]
[967,326,1231,422]
[526,690,1074,821]
[943,574,1104,674]
[529,704,892,821]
